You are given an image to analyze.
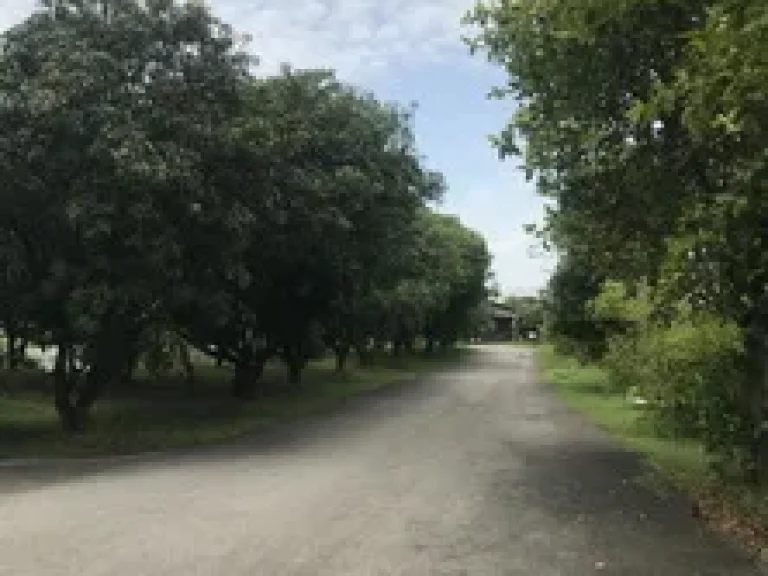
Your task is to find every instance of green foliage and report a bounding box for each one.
[358,210,492,354]
[472,0,768,531]
[604,317,745,453]
[546,257,618,361]
[590,280,652,326]
[0,0,490,432]
[468,0,768,482]
[1,0,249,429]
[590,279,754,474]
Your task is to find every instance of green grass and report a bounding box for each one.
[538,345,768,552]
[538,344,707,480]
[0,349,469,459]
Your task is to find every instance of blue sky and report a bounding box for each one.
[0,0,555,295]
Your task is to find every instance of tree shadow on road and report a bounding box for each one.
[488,438,760,575]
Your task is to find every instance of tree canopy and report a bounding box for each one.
[467,0,767,481]
[0,0,492,431]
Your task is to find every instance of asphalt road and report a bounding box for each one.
[0,346,760,575]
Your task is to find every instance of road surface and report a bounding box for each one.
[0,346,759,575]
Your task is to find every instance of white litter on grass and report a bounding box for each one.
[23,346,57,373]
[626,386,649,407]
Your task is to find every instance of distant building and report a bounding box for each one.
[488,304,518,341]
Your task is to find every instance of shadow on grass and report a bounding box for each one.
[0,348,473,460]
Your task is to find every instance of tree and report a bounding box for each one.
[0,0,248,430]
[422,213,492,349]
[172,68,443,390]
[647,0,768,478]
[545,257,615,361]
[0,0,485,437]
[364,210,491,355]
[467,0,709,283]
[467,0,768,480]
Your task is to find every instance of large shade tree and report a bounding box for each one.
[0,0,248,430]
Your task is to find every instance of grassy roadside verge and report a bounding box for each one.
[0,349,468,460]
[537,345,768,556]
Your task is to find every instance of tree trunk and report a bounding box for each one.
[7,330,18,370]
[73,367,109,429]
[7,333,28,370]
[180,344,195,390]
[1,318,8,369]
[355,341,372,367]
[232,359,263,399]
[121,361,137,385]
[280,342,305,386]
[335,344,349,372]
[231,364,251,399]
[53,343,78,433]
[67,346,79,376]
[745,324,768,484]
[287,360,302,385]
[121,345,140,384]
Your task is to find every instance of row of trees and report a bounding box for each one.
[0,0,492,431]
[468,0,766,482]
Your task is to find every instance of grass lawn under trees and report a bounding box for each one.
[0,349,469,460]
[538,346,768,556]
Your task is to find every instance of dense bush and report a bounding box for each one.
[590,280,755,477]
[604,316,752,476]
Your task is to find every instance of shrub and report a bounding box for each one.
[604,315,750,475]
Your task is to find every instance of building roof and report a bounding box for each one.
[491,305,518,320]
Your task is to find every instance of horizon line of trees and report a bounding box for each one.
[0,0,493,432]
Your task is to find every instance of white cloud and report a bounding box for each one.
[439,186,556,297]
[0,0,37,32]
[1,0,475,79]
[216,0,474,79]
